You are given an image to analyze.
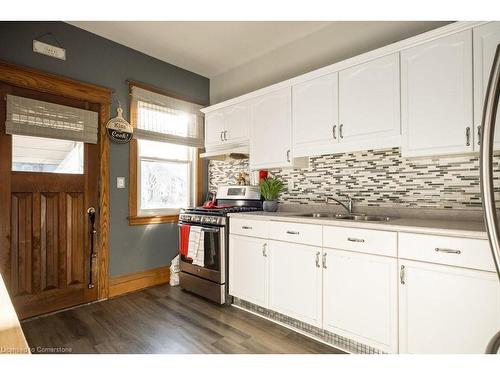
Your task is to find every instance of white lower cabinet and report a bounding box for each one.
[268,240,323,327]
[398,259,500,354]
[322,248,398,353]
[229,234,268,308]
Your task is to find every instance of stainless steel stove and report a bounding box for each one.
[178,185,262,304]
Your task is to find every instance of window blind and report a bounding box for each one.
[131,86,204,148]
[5,94,99,144]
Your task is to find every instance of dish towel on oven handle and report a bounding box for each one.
[187,226,202,261]
[192,229,205,267]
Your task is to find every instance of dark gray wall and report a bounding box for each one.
[0,21,210,277]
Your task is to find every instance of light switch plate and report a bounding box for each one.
[116,177,125,189]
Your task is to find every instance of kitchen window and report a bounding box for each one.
[128,82,205,225]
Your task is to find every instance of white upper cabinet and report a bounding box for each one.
[223,103,250,144]
[268,240,322,327]
[401,30,474,157]
[323,248,398,353]
[204,110,225,148]
[204,102,250,149]
[473,22,500,151]
[250,88,293,170]
[338,53,401,149]
[292,72,339,157]
[399,259,500,354]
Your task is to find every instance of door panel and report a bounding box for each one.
[338,53,400,145]
[401,30,473,156]
[0,82,100,319]
[268,240,322,327]
[473,21,500,150]
[292,72,339,156]
[398,260,500,354]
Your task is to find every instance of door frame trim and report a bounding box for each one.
[0,59,112,300]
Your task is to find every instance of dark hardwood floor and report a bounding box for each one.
[21,284,344,354]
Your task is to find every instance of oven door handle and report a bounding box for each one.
[177,223,221,233]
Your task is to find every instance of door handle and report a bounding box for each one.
[339,124,344,139]
[322,252,327,269]
[286,149,291,163]
[220,131,224,141]
[333,125,337,140]
[435,247,461,255]
[315,251,320,268]
[87,207,97,289]
[466,126,471,146]
[262,243,267,257]
[224,130,228,141]
[477,126,482,146]
[347,237,365,243]
[400,265,405,285]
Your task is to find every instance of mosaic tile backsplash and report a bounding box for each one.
[208,147,500,209]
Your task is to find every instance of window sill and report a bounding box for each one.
[128,215,179,226]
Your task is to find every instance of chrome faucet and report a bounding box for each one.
[325,194,354,214]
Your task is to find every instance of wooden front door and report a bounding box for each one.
[0,82,100,319]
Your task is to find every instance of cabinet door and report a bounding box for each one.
[338,53,401,148]
[204,110,225,148]
[399,260,500,354]
[323,249,398,353]
[401,30,473,157]
[268,240,322,327]
[250,88,292,170]
[223,102,250,144]
[473,22,500,150]
[292,73,339,157]
[229,235,268,308]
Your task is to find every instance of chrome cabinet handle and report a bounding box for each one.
[286,149,291,162]
[286,230,300,235]
[347,237,365,243]
[224,130,228,141]
[466,126,471,146]
[477,126,482,146]
[332,125,337,139]
[339,124,344,139]
[220,131,224,141]
[400,265,405,285]
[315,251,320,268]
[322,252,327,269]
[241,226,252,230]
[435,247,461,255]
[262,243,267,257]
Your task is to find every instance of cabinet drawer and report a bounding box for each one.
[230,218,268,238]
[268,221,322,246]
[323,226,397,257]
[399,232,495,272]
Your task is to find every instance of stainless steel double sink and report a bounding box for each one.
[296,212,391,222]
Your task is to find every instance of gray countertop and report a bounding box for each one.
[227,210,489,239]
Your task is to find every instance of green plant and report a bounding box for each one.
[259,177,284,201]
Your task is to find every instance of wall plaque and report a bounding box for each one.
[106,105,133,144]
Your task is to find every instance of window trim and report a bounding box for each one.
[128,84,204,226]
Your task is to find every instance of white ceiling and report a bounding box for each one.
[67,21,332,77]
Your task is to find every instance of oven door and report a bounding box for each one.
[179,224,225,284]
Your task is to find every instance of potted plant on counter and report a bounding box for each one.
[259,177,284,212]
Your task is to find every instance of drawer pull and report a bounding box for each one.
[347,237,365,243]
[286,230,300,235]
[435,247,461,255]
[241,226,253,230]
